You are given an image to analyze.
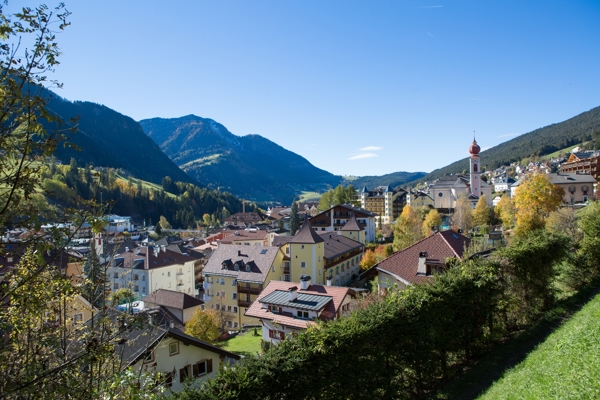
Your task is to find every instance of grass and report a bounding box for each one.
[299,191,321,202]
[434,280,600,400]
[217,331,262,356]
[478,292,600,399]
[113,171,177,198]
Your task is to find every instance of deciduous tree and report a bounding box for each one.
[186,309,220,344]
[393,205,423,251]
[472,194,491,227]
[453,194,473,232]
[422,209,442,236]
[514,173,563,236]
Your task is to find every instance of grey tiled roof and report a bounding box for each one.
[202,244,279,283]
[259,289,333,311]
[319,233,363,259]
[290,216,324,244]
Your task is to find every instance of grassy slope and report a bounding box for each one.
[217,332,262,357]
[299,191,321,202]
[479,292,600,399]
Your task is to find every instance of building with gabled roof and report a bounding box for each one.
[108,245,199,299]
[143,289,204,323]
[201,244,285,328]
[245,276,353,345]
[359,185,407,225]
[309,204,376,242]
[376,230,471,292]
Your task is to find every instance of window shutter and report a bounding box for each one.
[193,363,199,377]
[279,331,285,340]
[207,359,213,374]
[179,367,186,383]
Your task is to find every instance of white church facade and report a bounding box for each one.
[429,139,493,210]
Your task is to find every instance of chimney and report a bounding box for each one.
[144,247,149,270]
[326,276,332,286]
[288,286,298,302]
[299,275,311,290]
[418,252,428,275]
[125,246,129,253]
[160,245,166,253]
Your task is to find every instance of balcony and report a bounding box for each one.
[238,299,252,308]
[203,294,212,302]
[203,281,211,290]
[237,284,263,295]
[283,267,290,274]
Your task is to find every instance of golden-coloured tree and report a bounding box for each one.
[514,173,564,236]
[422,209,442,236]
[472,194,491,227]
[186,309,221,344]
[393,205,423,251]
[453,194,473,232]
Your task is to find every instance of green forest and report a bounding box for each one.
[39,158,242,229]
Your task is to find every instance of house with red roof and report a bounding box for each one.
[245,275,353,345]
[376,230,471,292]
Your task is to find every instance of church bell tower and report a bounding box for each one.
[469,138,481,198]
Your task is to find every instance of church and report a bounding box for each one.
[429,138,493,211]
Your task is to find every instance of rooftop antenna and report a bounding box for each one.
[473,130,476,141]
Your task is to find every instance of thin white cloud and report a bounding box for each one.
[359,146,383,151]
[497,133,520,138]
[348,153,379,161]
[427,32,437,39]
[469,97,487,102]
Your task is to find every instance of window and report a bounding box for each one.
[113,283,119,290]
[134,285,139,292]
[164,372,173,388]
[215,304,220,311]
[221,291,225,298]
[227,306,232,312]
[301,245,304,249]
[141,275,145,281]
[179,365,191,383]
[133,274,139,281]
[168,272,171,277]
[268,329,285,340]
[297,310,309,319]
[233,306,238,313]
[73,313,84,325]
[144,351,154,363]
[234,322,238,328]
[113,272,118,279]
[438,192,443,197]
[142,287,146,294]
[301,262,306,268]
[169,342,179,356]
[232,293,237,300]
[227,321,232,328]
[221,278,225,285]
[232,279,237,286]
[191,359,212,378]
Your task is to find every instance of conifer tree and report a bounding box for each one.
[289,201,300,235]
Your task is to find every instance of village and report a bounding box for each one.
[1,138,597,394]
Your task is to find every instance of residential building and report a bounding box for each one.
[273,216,364,286]
[143,289,204,324]
[376,230,471,292]
[223,212,267,228]
[105,215,134,232]
[493,176,516,193]
[359,185,407,225]
[406,191,434,209]
[560,150,600,179]
[309,204,377,242]
[245,276,353,345]
[201,245,285,328]
[107,245,197,298]
[546,172,596,203]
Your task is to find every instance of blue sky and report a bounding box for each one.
[12,1,600,177]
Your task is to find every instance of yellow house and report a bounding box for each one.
[274,216,364,286]
[201,245,285,328]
